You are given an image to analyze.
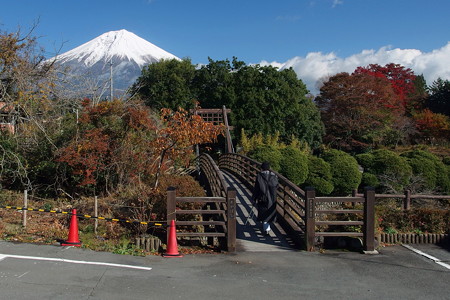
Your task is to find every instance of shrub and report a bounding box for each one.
[361,172,379,189]
[360,149,412,193]
[401,149,450,193]
[152,175,206,221]
[279,146,308,185]
[377,206,450,234]
[442,156,450,165]
[321,149,361,195]
[303,156,334,195]
[248,145,282,172]
[355,153,374,171]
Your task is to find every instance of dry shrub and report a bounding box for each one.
[376,205,450,234]
[152,174,206,220]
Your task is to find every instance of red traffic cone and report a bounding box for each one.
[163,220,183,257]
[60,209,82,247]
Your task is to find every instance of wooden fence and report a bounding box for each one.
[166,187,236,251]
[305,187,375,252]
[352,189,450,210]
[219,153,377,252]
[166,153,236,252]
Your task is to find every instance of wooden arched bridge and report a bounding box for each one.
[167,152,376,253]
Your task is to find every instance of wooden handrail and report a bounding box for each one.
[166,153,236,252]
[218,153,307,248]
[352,189,450,211]
[218,153,378,252]
[199,153,228,198]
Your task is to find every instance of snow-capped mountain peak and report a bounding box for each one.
[50,29,180,95]
[55,29,179,67]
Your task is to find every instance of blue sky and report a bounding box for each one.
[2,0,450,93]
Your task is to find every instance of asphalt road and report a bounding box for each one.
[0,241,448,300]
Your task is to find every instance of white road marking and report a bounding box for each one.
[17,271,29,278]
[402,244,450,270]
[0,253,152,271]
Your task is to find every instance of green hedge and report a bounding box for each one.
[303,156,334,195]
[279,146,308,185]
[248,145,282,172]
[356,149,412,192]
[322,149,361,195]
[401,149,450,193]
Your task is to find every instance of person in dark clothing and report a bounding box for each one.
[251,161,279,235]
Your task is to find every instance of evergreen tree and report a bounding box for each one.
[426,77,450,117]
[130,58,196,111]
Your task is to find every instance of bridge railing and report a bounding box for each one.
[218,153,379,252]
[218,153,307,247]
[166,153,236,252]
[198,153,229,198]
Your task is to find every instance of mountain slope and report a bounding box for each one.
[51,29,179,96]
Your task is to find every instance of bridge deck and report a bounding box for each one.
[222,171,297,252]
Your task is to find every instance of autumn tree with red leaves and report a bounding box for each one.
[57,99,224,192]
[353,63,417,113]
[316,72,404,151]
[413,109,450,143]
[57,99,159,190]
[151,107,225,188]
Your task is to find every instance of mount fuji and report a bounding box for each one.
[50,29,179,96]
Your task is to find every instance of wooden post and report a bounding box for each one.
[283,186,288,217]
[403,190,411,210]
[226,187,237,252]
[222,105,233,153]
[364,187,375,252]
[94,196,98,234]
[305,187,316,251]
[351,189,357,207]
[23,190,28,227]
[166,187,177,243]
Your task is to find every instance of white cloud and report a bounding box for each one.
[276,15,301,22]
[264,42,450,95]
[332,0,343,8]
[259,60,285,69]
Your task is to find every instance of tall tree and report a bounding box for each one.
[231,64,323,148]
[354,63,417,113]
[130,58,196,111]
[408,74,429,114]
[316,72,399,151]
[57,100,224,193]
[426,77,450,117]
[0,27,62,192]
[192,57,239,109]
[413,109,450,143]
[130,57,323,149]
